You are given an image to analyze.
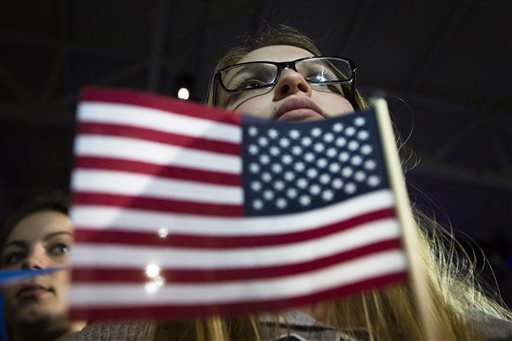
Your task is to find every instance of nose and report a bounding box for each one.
[22,248,49,270]
[273,69,312,101]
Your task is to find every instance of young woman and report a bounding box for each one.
[193,25,512,340]
[0,191,85,341]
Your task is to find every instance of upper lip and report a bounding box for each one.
[273,97,326,120]
[16,283,51,297]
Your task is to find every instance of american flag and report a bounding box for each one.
[68,87,408,321]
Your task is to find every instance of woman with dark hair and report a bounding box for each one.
[1,190,85,341]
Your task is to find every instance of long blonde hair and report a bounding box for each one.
[155,25,511,340]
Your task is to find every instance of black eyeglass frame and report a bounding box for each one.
[211,56,358,109]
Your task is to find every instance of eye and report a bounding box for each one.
[49,243,70,256]
[2,250,26,266]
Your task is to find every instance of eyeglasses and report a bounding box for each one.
[212,56,357,107]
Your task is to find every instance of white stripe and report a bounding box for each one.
[72,169,242,205]
[71,218,400,268]
[71,189,395,236]
[78,102,241,143]
[75,135,241,174]
[69,250,407,307]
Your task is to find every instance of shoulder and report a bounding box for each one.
[474,315,512,341]
[70,320,155,341]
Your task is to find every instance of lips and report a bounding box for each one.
[16,283,52,299]
[274,97,326,121]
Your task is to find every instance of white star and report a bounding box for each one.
[333,123,344,132]
[345,127,356,136]
[326,147,337,158]
[279,137,290,148]
[286,188,298,199]
[274,180,285,191]
[299,195,311,206]
[338,152,350,162]
[258,136,269,146]
[282,154,293,164]
[311,127,322,137]
[289,129,300,139]
[367,175,381,187]
[361,144,373,155]
[263,189,274,200]
[304,152,315,162]
[316,158,328,168]
[358,130,369,140]
[248,144,258,155]
[310,184,321,195]
[301,136,312,147]
[251,181,262,191]
[284,171,295,181]
[276,198,287,209]
[314,142,325,153]
[248,126,258,136]
[292,145,302,155]
[329,163,341,173]
[332,178,344,189]
[270,146,280,156]
[354,117,366,126]
[354,171,366,182]
[323,132,334,142]
[348,140,359,151]
[249,163,259,173]
[252,199,263,210]
[271,163,283,173]
[307,168,318,178]
[297,178,308,189]
[294,162,305,172]
[351,155,363,166]
[268,128,278,139]
[260,154,270,164]
[364,159,377,170]
[322,189,334,201]
[262,172,272,182]
[345,182,356,194]
[335,137,346,147]
[319,173,331,184]
[341,166,353,177]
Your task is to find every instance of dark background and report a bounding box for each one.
[0,0,511,304]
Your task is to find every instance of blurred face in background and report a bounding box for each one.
[1,210,74,340]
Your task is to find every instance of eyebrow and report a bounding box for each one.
[2,231,74,251]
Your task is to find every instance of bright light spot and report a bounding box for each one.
[145,281,159,294]
[158,228,169,238]
[145,264,161,278]
[177,87,190,100]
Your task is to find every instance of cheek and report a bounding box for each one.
[229,97,274,119]
[315,93,354,117]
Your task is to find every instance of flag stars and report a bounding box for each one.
[259,154,270,164]
[304,152,315,162]
[351,155,363,166]
[248,126,258,136]
[335,137,346,147]
[364,159,377,170]
[314,143,325,153]
[307,168,318,178]
[282,154,293,164]
[270,146,280,156]
[301,137,312,147]
[345,182,357,194]
[248,144,258,155]
[323,133,334,143]
[263,190,274,200]
[332,123,344,132]
[271,163,283,173]
[276,198,287,209]
[361,144,373,155]
[292,145,302,155]
[289,129,300,139]
[326,147,337,158]
[268,129,279,139]
[251,181,262,191]
[299,195,311,206]
[322,189,334,201]
[358,130,369,140]
[310,184,321,195]
[273,180,285,191]
[249,163,259,173]
[329,163,341,173]
[354,171,367,182]
[319,173,331,184]
[297,178,308,189]
[258,136,269,146]
[287,188,298,199]
[354,117,366,126]
[342,166,353,177]
[294,162,306,172]
[252,199,264,210]
[338,152,350,162]
[332,178,344,189]
[279,137,290,148]
[367,175,381,187]
[316,158,328,168]
[311,127,322,137]
[284,171,295,181]
[348,141,359,151]
[261,172,272,182]
[345,127,356,136]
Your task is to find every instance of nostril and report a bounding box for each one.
[280,84,290,95]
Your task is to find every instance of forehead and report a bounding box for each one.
[237,45,315,64]
[6,210,72,242]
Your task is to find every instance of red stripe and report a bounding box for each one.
[75,156,241,186]
[73,192,243,217]
[69,272,407,321]
[71,239,402,283]
[78,122,240,156]
[80,87,241,126]
[73,208,395,247]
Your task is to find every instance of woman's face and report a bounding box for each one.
[222,45,355,120]
[1,210,73,334]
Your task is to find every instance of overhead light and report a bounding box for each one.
[177,87,190,100]
[175,74,194,100]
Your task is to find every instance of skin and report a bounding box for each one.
[0,210,82,341]
[224,45,355,121]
